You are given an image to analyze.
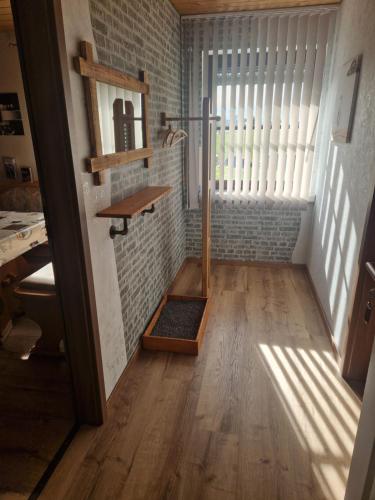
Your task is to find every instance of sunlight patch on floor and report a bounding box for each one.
[258,342,361,500]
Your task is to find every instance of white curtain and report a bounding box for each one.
[183,7,336,208]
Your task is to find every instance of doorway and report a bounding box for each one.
[0,0,107,496]
[0,15,76,498]
[343,187,375,397]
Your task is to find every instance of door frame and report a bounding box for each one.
[11,0,107,425]
[345,338,375,499]
[343,186,375,384]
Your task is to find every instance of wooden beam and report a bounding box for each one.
[74,55,149,95]
[79,41,104,185]
[87,147,153,173]
[140,70,152,168]
[201,97,211,297]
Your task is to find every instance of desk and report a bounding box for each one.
[0,211,47,340]
[0,211,47,267]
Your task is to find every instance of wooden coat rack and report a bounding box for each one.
[161,97,218,296]
[141,97,217,356]
[201,97,212,297]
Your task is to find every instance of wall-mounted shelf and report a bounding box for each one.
[97,186,172,238]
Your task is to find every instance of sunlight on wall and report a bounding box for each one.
[308,0,375,356]
[258,342,360,500]
[329,247,341,311]
[312,137,359,347]
[324,217,336,277]
[344,223,357,286]
[338,193,350,248]
[333,285,349,342]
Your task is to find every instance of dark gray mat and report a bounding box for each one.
[150,300,206,340]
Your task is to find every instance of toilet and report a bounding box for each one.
[13,263,64,356]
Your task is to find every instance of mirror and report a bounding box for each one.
[75,41,152,184]
[96,82,144,155]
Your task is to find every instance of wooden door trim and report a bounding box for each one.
[11,0,107,424]
[343,187,375,381]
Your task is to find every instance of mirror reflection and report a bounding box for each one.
[96,82,144,155]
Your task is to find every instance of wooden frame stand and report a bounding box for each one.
[201,97,211,296]
[142,97,213,355]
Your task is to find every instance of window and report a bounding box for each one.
[184,9,336,207]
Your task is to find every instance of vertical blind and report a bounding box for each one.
[183,8,336,208]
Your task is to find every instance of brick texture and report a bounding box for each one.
[181,18,304,264]
[89,0,304,357]
[89,0,185,358]
[186,203,303,262]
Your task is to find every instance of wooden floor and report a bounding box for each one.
[0,319,75,499]
[41,263,361,500]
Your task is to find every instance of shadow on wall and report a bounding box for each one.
[310,139,359,354]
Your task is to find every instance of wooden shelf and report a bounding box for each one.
[97,186,172,238]
[97,186,172,219]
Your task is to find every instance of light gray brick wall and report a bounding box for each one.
[186,204,303,262]
[89,0,185,358]
[89,1,304,361]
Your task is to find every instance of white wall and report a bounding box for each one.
[60,0,127,397]
[292,203,314,264]
[308,0,375,356]
[0,31,37,180]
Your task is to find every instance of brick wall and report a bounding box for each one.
[186,204,303,262]
[89,1,305,359]
[181,17,304,264]
[89,0,185,358]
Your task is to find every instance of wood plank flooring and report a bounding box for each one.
[41,262,361,500]
[0,319,75,500]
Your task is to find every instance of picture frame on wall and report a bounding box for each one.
[332,54,362,144]
[0,93,24,136]
[20,166,33,182]
[2,156,17,180]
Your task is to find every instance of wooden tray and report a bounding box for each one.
[142,294,210,355]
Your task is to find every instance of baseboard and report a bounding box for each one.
[186,256,305,269]
[107,343,142,406]
[304,265,341,364]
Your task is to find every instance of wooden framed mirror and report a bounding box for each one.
[74,41,152,185]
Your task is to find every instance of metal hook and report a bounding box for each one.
[109,218,128,239]
[141,204,155,216]
[109,204,156,238]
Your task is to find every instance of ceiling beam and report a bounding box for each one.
[170,0,341,16]
[0,0,12,32]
